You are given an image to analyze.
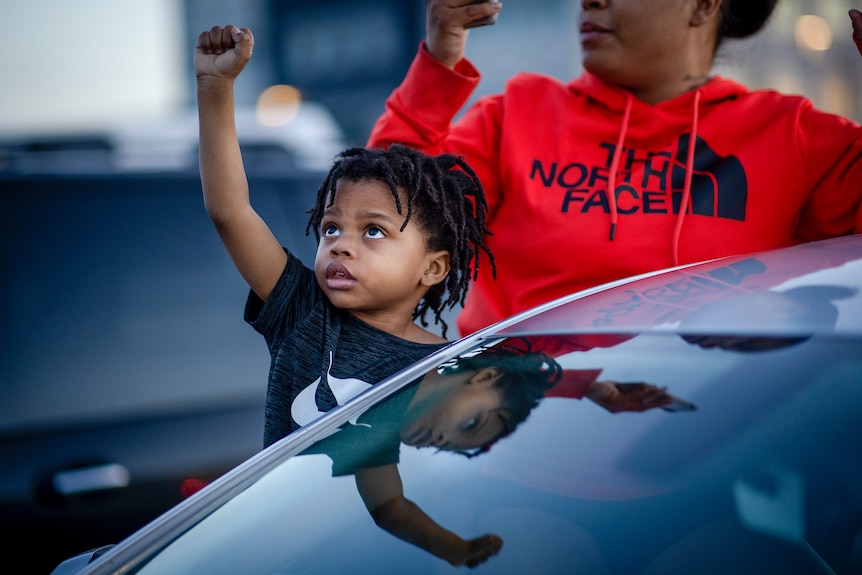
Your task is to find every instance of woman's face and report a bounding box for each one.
[578,0,711,95]
[400,366,508,455]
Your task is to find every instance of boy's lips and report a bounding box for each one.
[324,262,356,289]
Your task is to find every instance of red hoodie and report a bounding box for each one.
[369,43,862,337]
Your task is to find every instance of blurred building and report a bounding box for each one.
[712,0,862,122]
[182,0,862,144]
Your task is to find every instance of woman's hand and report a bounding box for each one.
[425,0,502,68]
[586,381,673,414]
[849,9,862,56]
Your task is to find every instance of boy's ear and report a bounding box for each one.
[421,250,451,287]
[469,366,503,387]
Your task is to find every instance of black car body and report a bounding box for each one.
[51,234,862,575]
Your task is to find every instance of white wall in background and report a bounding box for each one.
[1,0,186,134]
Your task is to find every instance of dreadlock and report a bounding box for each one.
[435,337,562,458]
[306,144,496,338]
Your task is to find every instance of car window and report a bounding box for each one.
[0,172,320,433]
[118,331,862,575]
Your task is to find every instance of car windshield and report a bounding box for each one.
[124,330,862,575]
[498,240,862,338]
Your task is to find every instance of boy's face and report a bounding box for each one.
[313,178,449,316]
[400,365,508,454]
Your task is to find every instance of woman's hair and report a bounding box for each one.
[716,0,780,51]
[438,338,563,456]
[307,144,495,338]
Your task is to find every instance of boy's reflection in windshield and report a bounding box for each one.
[303,340,561,567]
[404,342,563,456]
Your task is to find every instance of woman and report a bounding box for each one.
[368,0,862,337]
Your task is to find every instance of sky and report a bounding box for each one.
[1,0,187,135]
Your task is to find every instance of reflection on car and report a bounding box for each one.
[52,235,862,574]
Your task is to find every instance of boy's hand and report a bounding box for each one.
[447,533,503,568]
[194,25,254,83]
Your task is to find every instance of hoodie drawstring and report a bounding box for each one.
[671,89,701,267]
[607,92,633,241]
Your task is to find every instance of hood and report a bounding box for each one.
[568,71,748,115]
[567,73,750,264]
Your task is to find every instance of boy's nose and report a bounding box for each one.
[330,246,352,257]
[329,236,354,257]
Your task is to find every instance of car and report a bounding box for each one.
[0,103,347,575]
[50,233,862,575]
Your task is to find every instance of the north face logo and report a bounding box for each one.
[533,135,749,221]
[671,134,747,220]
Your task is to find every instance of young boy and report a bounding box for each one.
[194,25,494,448]
[306,338,563,568]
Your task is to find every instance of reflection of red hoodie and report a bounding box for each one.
[509,237,862,333]
[501,236,862,398]
[369,43,862,337]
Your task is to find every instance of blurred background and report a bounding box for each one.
[3,1,862,573]
[3,0,862,145]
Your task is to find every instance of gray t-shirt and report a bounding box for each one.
[302,383,418,476]
[245,252,446,448]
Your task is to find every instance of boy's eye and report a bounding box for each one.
[322,224,339,237]
[462,417,479,431]
[364,226,385,239]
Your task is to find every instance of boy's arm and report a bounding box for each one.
[195,25,287,302]
[354,465,502,568]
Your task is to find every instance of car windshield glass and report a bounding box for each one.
[498,241,862,337]
[126,331,862,575]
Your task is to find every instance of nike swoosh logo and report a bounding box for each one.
[292,351,373,427]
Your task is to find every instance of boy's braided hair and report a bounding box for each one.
[435,337,563,458]
[306,144,496,338]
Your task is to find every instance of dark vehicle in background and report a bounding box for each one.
[0,104,346,574]
[50,234,862,574]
